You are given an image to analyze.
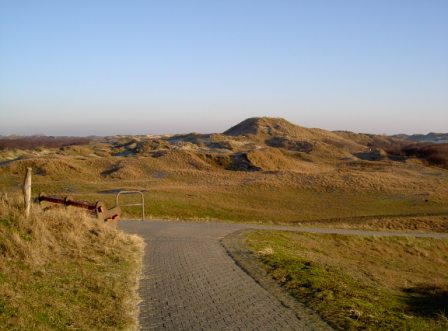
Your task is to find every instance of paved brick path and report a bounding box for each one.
[120,221,448,330]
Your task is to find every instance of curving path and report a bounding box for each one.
[120,220,448,331]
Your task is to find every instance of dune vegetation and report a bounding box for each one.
[0,117,447,329]
[243,230,448,330]
[1,117,447,230]
[0,197,143,330]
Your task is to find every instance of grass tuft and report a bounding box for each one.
[0,197,144,330]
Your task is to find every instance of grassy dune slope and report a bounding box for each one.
[244,230,448,330]
[0,198,143,330]
[1,117,447,227]
[1,156,448,225]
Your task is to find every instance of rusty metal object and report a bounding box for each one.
[94,201,121,223]
[38,194,120,224]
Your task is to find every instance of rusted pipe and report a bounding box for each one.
[38,195,96,210]
[37,194,120,224]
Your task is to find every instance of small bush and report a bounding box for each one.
[402,143,448,169]
[368,139,448,169]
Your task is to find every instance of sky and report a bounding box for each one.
[0,0,447,136]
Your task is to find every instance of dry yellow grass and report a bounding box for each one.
[0,196,144,330]
[1,154,448,226]
[1,117,447,225]
[306,215,448,232]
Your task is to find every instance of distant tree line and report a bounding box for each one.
[400,143,448,169]
[0,136,90,150]
[371,140,448,169]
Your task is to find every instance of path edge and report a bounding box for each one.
[221,229,333,331]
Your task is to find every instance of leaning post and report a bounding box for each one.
[23,167,32,218]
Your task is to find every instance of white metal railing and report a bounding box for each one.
[115,190,145,221]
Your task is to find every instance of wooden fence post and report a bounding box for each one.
[23,167,32,218]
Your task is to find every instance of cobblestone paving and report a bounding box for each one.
[120,221,448,330]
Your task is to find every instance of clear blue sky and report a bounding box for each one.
[1,0,447,136]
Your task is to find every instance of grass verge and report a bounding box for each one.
[50,186,448,227]
[0,198,144,330]
[242,230,448,330]
[304,215,448,233]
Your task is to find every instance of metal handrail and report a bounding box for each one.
[115,190,145,221]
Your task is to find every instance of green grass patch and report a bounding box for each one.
[139,186,448,223]
[2,162,448,224]
[11,181,448,224]
[244,230,448,330]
